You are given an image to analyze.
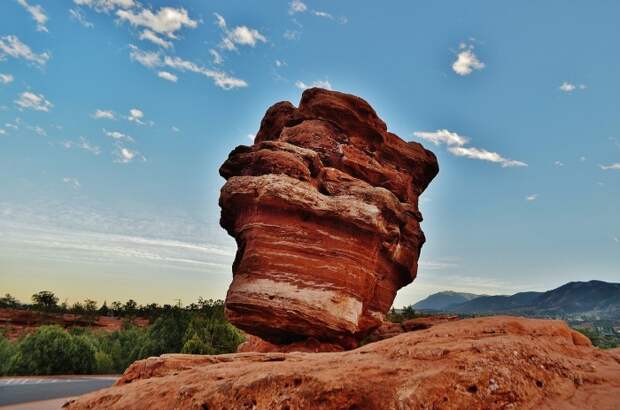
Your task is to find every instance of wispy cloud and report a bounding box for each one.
[61,137,101,155]
[128,45,247,90]
[413,129,527,167]
[559,82,586,93]
[62,177,81,190]
[214,13,267,51]
[92,109,115,120]
[114,145,145,163]
[116,6,198,39]
[128,108,144,124]
[104,129,134,142]
[283,30,300,40]
[289,0,307,14]
[295,79,332,90]
[0,35,50,67]
[69,8,94,28]
[452,42,484,76]
[17,0,48,32]
[209,49,223,65]
[73,0,136,13]
[553,160,564,167]
[600,163,620,170]
[139,30,172,49]
[157,71,177,82]
[15,91,53,112]
[526,194,538,201]
[0,73,14,84]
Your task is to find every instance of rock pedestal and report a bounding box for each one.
[219,88,438,346]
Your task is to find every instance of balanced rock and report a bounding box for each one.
[219,88,439,347]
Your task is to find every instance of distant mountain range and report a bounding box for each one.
[413,280,620,319]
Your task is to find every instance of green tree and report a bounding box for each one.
[31,291,59,312]
[11,326,96,375]
[0,293,20,308]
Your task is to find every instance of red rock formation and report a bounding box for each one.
[219,88,438,347]
[65,316,620,410]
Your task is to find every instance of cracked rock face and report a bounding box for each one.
[219,88,438,347]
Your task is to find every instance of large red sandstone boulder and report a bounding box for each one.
[65,316,620,410]
[219,88,438,347]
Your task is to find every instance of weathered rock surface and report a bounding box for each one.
[66,316,620,410]
[219,88,438,346]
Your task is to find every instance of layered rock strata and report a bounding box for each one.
[218,88,439,346]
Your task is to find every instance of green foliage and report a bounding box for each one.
[31,291,59,312]
[574,327,620,349]
[10,325,96,375]
[0,295,245,376]
[0,334,17,375]
[387,305,421,323]
[0,293,20,308]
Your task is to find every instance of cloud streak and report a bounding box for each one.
[413,129,527,167]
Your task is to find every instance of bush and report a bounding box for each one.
[11,325,96,375]
[0,335,17,375]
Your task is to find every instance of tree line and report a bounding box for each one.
[0,291,245,376]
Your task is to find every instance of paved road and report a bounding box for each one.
[0,376,118,407]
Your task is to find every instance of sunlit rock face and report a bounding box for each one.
[219,88,438,347]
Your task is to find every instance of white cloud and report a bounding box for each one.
[275,59,286,67]
[209,49,223,65]
[452,44,485,76]
[104,129,134,142]
[0,129,6,135]
[614,236,619,243]
[247,133,255,141]
[157,71,177,82]
[295,79,332,90]
[171,126,180,132]
[0,35,50,66]
[128,44,161,67]
[62,177,81,190]
[15,91,53,112]
[214,13,266,51]
[413,129,469,147]
[92,109,115,120]
[579,156,587,162]
[128,45,247,90]
[69,8,94,28]
[554,160,564,167]
[139,30,172,49]
[313,11,333,19]
[114,145,145,163]
[526,194,538,201]
[163,55,248,89]
[128,108,144,124]
[61,137,101,155]
[73,0,135,13]
[0,73,14,84]
[117,7,198,39]
[414,129,527,168]
[28,124,46,136]
[559,82,586,93]
[448,146,527,167]
[559,82,575,93]
[600,163,620,170]
[17,0,48,32]
[289,0,307,14]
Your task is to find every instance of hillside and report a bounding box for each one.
[423,280,620,319]
[412,291,482,310]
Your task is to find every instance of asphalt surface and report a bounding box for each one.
[0,376,118,407]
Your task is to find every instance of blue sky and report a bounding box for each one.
[1,0,619,307]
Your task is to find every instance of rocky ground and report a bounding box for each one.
[66,316,620,410]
